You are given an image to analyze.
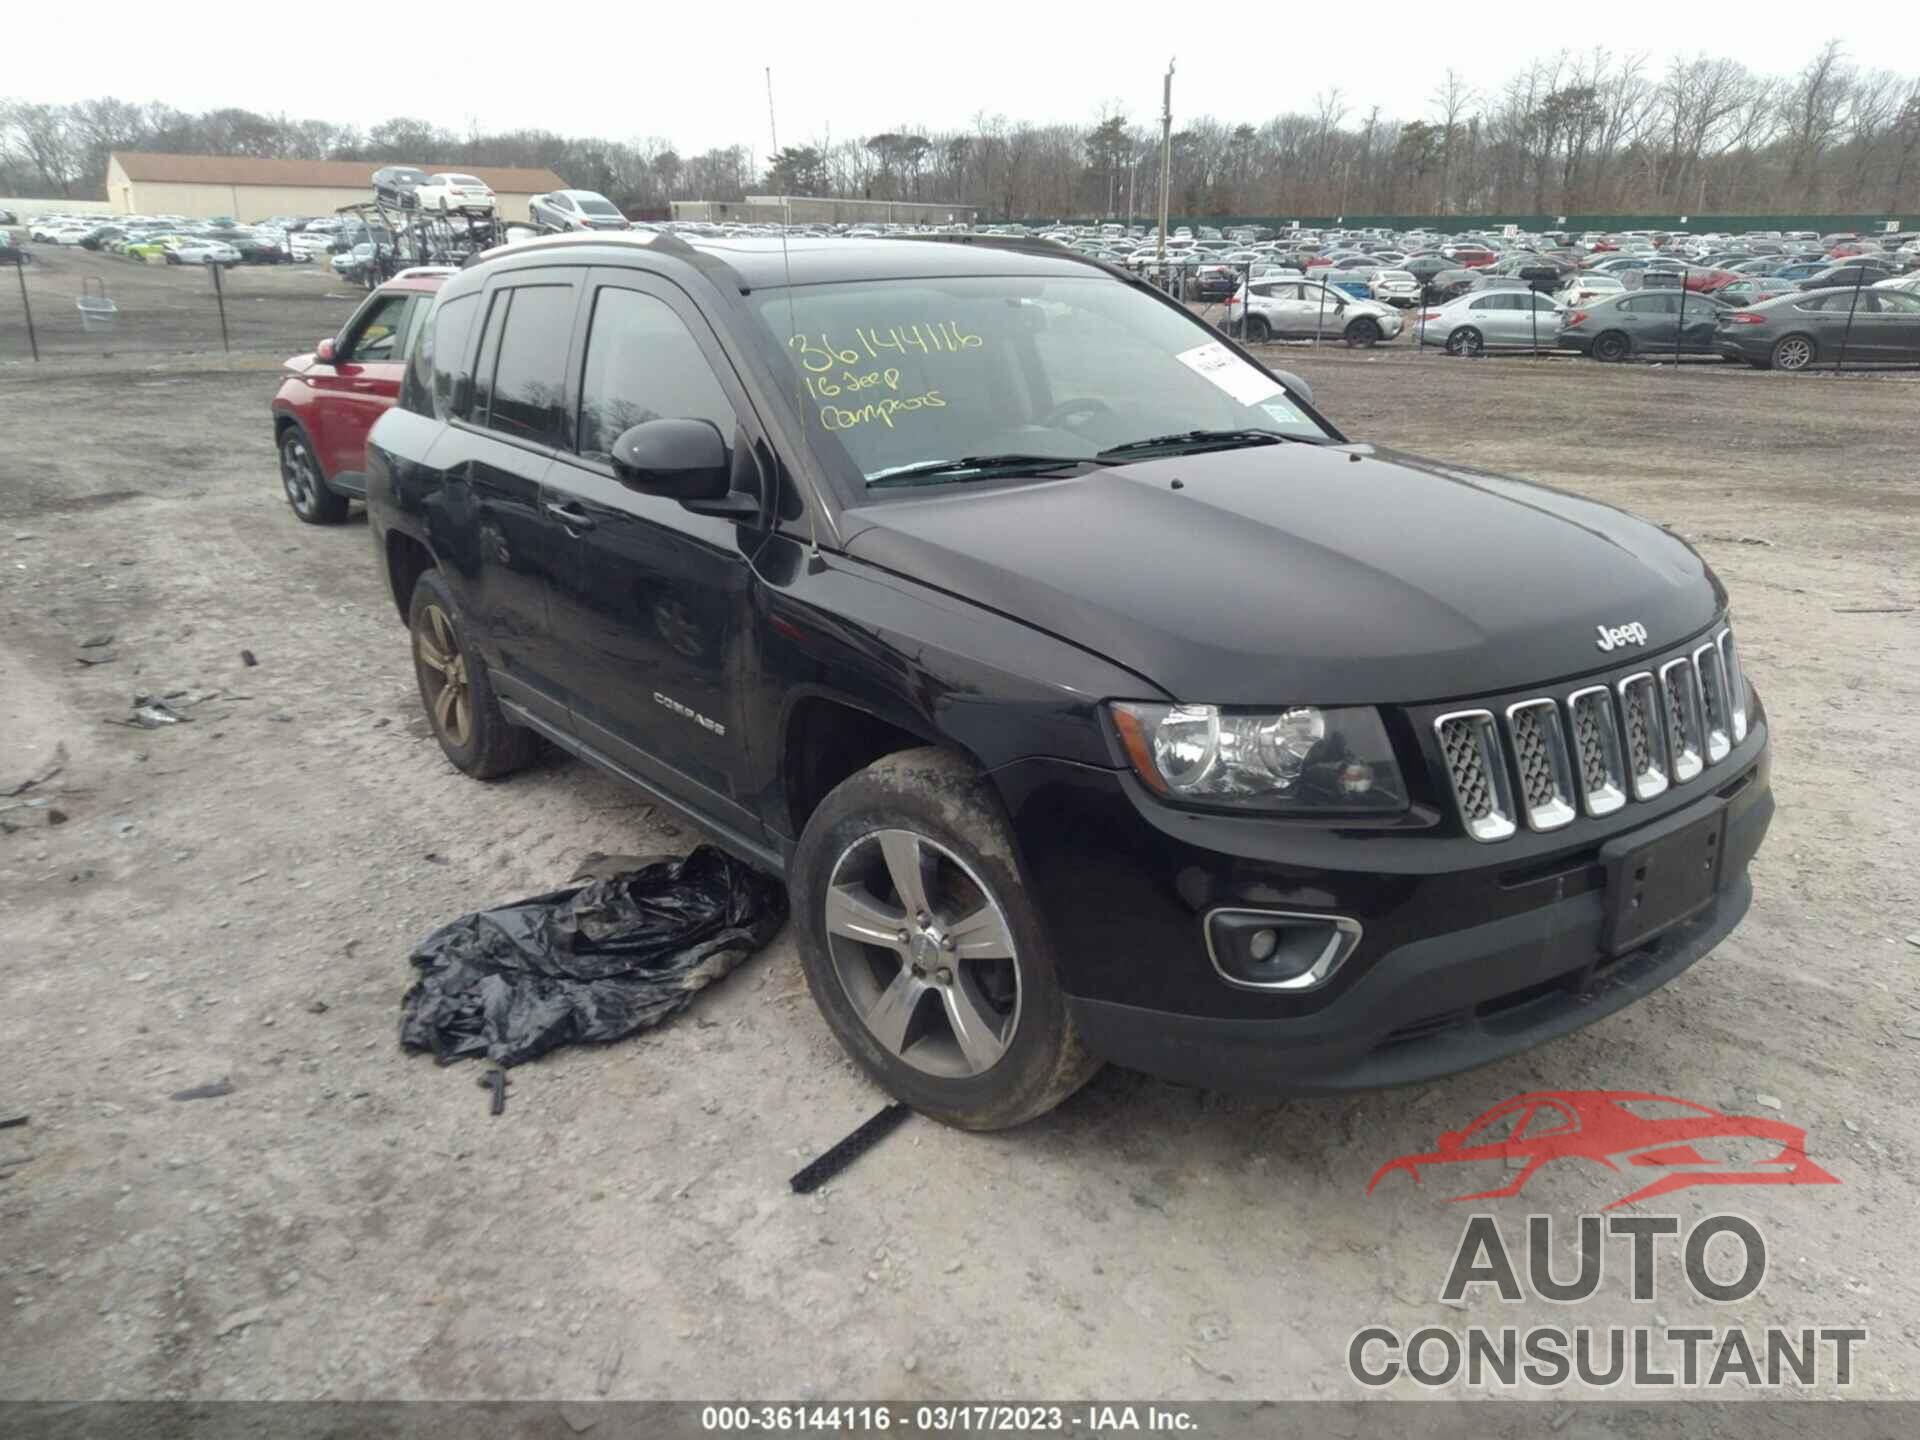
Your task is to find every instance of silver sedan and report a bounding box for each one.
[1415,288,1564,355]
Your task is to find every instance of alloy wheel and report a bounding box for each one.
[823,828,1021,1078]
[1775,336,1813,371]
[280,435,318,515]
[413,603,473,748]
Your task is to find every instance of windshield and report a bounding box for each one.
[752,275,1332,486]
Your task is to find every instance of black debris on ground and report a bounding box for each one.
[789,1103,914,1194]
[399,845,788,1069]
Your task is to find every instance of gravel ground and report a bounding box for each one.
[1,343,1916,1403]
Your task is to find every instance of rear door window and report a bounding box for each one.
[485,283,579,444]
[418,292,480,418]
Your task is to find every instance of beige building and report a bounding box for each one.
[105,153,567,223]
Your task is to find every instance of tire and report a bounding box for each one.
[791,747,1101,1130]
[1771,334,1816,372]
[1244,315,1271,343]
[1344,316,1382,348]
[406,569,539,780]
[277,424,349,525]
[1592,331,1631,363]
[1445,326,1484,357]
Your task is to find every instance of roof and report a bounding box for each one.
[110,152,565,193]
[469,233,1108,291]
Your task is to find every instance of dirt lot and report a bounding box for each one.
[2,342,1917,1404]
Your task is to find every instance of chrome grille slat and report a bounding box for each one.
[1567,685,1627,816]
[1505,699,1576,831]
[1617,672,1670,801]
[1659,657,1706,782]
[1717,627,1748,743]
[1693,643,1733,765]
[1434,710,1515,842]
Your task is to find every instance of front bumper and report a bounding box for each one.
[993,708,1771,1096]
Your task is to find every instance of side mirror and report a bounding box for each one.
[1270,369,1313,408]
[315,337,337,363]
[611,418,758,518]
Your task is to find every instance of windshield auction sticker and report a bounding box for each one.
[1173,341,1285,407]
[1348,1088,1859,1394]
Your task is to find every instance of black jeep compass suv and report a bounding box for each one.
[364,231,1772,1129]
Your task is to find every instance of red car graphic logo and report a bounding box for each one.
[1367,1090,1839,1210]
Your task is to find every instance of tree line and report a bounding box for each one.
[5,43,1917,219]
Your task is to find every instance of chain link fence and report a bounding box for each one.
[2,240,365,363]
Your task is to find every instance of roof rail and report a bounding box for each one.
[883,231,1136,283]
[390,265,458,280]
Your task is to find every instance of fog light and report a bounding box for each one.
[1205,909,1362,992]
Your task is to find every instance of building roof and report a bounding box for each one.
[109,152,566,193]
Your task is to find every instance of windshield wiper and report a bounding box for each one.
[865,453,1105,488]
[1097,428,1303,460]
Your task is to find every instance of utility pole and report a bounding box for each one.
[1156,59,1175,265]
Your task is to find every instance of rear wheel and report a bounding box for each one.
[792,748,1100,1130]
[278,425,348,525]
[1445,326,1484,357]
[1345,317,1382,348]
[1244,315,1271,343]
[1592,331,1631,362]
[407,570,539,780]
[1771,334,1815,371]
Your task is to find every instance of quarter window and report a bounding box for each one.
[423,292,480,418]
[577,288,737,459]
[487,285,576,443]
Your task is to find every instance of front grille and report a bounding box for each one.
[1434,629,1749,842]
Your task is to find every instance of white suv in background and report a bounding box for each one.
[416,174,497,215]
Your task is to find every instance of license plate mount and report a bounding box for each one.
[1599,800,1728,956]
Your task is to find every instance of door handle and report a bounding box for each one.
[544,500,596,530]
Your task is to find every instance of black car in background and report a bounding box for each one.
[1796,260,1894,291]
[1558,290,1731,361]
[1716,285,1920,369]
[362,231,1772,1128]
[372,166,431,210]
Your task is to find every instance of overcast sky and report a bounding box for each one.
[12,7,1918,157]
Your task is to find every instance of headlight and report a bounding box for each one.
[1109,702,1407,813]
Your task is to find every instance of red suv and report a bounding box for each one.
[270,268,449,523]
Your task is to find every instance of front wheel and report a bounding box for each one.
[791,748,1100,1130]
[278,425,348,524]
[1345,316,1381,348]
[1771,335,1815,371]
[1445,326,1484,357]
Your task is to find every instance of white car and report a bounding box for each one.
[416,173,497,215]
[1369,269,1423,306]
[289,231,335,261]
[1554,273,1627,307]
[166,238,240,266]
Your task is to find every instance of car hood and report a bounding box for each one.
[839,443,1722,704]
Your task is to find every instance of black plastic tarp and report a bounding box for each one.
[400,846,788,1067]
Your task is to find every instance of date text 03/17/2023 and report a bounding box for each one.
[698,1404,1199,1432]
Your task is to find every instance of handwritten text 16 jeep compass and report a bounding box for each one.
[364,233,1771,1129]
